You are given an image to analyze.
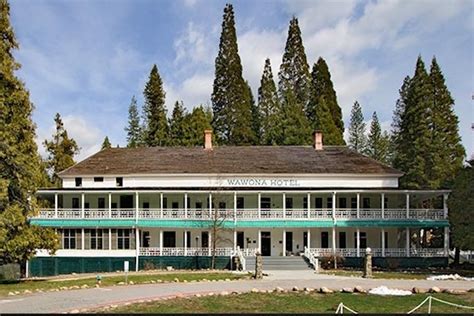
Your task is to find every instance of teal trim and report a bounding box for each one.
[31,218,449,228]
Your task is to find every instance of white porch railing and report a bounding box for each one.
[304,247,319,271]
[307,247,445,258]
[139,247,235,256]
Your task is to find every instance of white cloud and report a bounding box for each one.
[62,115,103,160]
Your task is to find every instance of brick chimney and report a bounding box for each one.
[313,131,323,150]
[204,129,213,150]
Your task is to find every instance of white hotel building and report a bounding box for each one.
[29,131,450,276]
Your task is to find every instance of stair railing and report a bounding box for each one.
[236,246,246,271]
[304,247,319,272]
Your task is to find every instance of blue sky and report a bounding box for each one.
[9,0,474,160]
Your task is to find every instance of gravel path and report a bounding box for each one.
[1,272,473,313]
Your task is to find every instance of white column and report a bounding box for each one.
[282,230,286,256]
[184,230,188,256]
[81,193,85,218]
[444,226,449,257]
[381,228,385,257]
[332,226,336,255]
[135,227,139,271]
[184,193,188,219]
[135,191,139,222]
[233,192,237,222]
[406,193,410,219]
[307,193,311,218]
[81,228,85,250]
[381,193,385,219]
[160,193,164,218]
[257,230,261,253]
[54,193,58,218]
[108,193,112,218]
[356,193,360,219]
[108,228,112,250]
[406,227,410,257]
[443,193,449,219]
[307,229,311,249]
[282,193,286,219]
[356,228,360,257]
[332,192,336,219]
[25,260,29,278]
[159,230,163,255]
[233,229,237,252]
[257,193,261,219]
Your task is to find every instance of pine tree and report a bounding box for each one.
[428,57,465,188]
[169,101,187,146]
[278,17,310,108]
[394,57,432,189]
[365,112,390,164]
[211,4,255,145]
[307,61,345,145]
[101,136,111,150]
[0,0,58,264]
[125,96,142,148]
[280,90,312,145]
[258,59,282,145]
[143,65,168,146]
[182,105,213,146]
[43,113,80,186]
[246,82,260,144]
[306,57,345,145]
[348,101,366,153]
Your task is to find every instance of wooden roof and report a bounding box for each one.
[59,146,402,176]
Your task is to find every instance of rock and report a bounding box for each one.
[129,281,134,285]
[266,289,273,293]
[304,287,315,292]
[14,291,20,294]
[23,289,32,294]
[118,282,125,285]
[156,279,162,283]
[429,286,441,293]
[259,289,267,293]
[251,288,259,293]
[207,292,214,296]
[110,304,118,308]
[469,288,474,293]
[151,280,156,284]
[174,278,180,282]
[443,289,467,294]
[183,280,188,283]
[81,284,89,289]
[354,286,366,293]
[320,287,333,294]
[220,291,230,296]
[292,286,299,292]
[95,284,100,288]
[195,294,201,297]
[275,287,284,293]
[225,278,231,282]
[166,266,174,271]
[231,291,239,295]
[8,292,15,296]
[341,287,354,293]
[70,309,80,314]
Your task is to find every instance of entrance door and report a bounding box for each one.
[261,232,271,256]
[285,231,293,253]
[163,231,176,247]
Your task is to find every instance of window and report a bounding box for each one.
[186,197,191,208]
[315,198,323,209]
[72,197,80,209]
[172,202,179,210]
[354,232,367,249]
[339,232,346,248]
[303,197,308,209]
[339,197,347,209]
[285,197,293,209]
[75,177,82,187]
[201,231,209,248]
[85,229,108,250]
[142,202,150,210]
[363,198,371,209]
[98,198,105,209]
[218,201,226,210]
[163,231,176,247]
[260,197,271,209]
[116,177,123,187]
[62,229,80,249]
[162,197,168,209]
[94,177,104,182]
[195,202,203,209]
[321,232,329,248]
[327,197,333,209]
[142,231,150,248]
[236,197,244,209]
[111,202,117,209]
[351,197,357,209]
[384,197,388,209]
[117,229,131,249]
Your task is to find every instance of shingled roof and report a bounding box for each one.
[59,146,402,176]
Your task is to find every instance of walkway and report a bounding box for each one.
[1,273,472,313]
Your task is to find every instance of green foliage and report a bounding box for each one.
[182,105,213,146]
[43,113,79,186]
[125,96,143,148]
[307,58,345,143]
[246,82,260,145]
[365,112,390,164]
[211,4,255,145]
[448,160,474,251]
[0,0,58,264]
[280,90,311,145]
[278,17,311,108]
[169,101,186,146]
[143,65,169,146]
[258,59,282,145]
[348,101,366,153]
[101,136,111,150]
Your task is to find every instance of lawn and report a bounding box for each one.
[99,292,474,314]
[0,271,247,297]
[319,268,474,279]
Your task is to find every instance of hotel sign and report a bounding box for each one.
[225,178,300,187]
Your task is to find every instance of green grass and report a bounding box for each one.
[0,272,247,297]
[320,268,474,279]
[100,292,474,314]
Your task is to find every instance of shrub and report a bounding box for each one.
[320,255,345,269]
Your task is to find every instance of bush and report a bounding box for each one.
[320,255,345,269]
[0,264,21,281]
[143,260,156,271]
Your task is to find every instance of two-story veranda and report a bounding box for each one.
[29,131,450,276]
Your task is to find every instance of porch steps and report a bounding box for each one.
[244,255,311,271]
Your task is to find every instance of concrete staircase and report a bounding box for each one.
[244,255,312,271]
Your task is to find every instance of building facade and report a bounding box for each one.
[29,131,450,276]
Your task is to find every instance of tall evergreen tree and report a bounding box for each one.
[280,90,312,145]
[394,57,432,189]
[143,65,168,146]
[246,82,260,144]
[182,105,213,146]
[169,101,187,146]
[0,0,58,264]
[211,4,255,145]
[428,57,465,188]
[307,58,345,142]
[125,96,142,148]
[278,17,310,108]
[101,136,111,150]
[348,101,366,153]
[307,61,344,145]
[43,113,80,187]
[365,112,390,164]
[258,59,282,145]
